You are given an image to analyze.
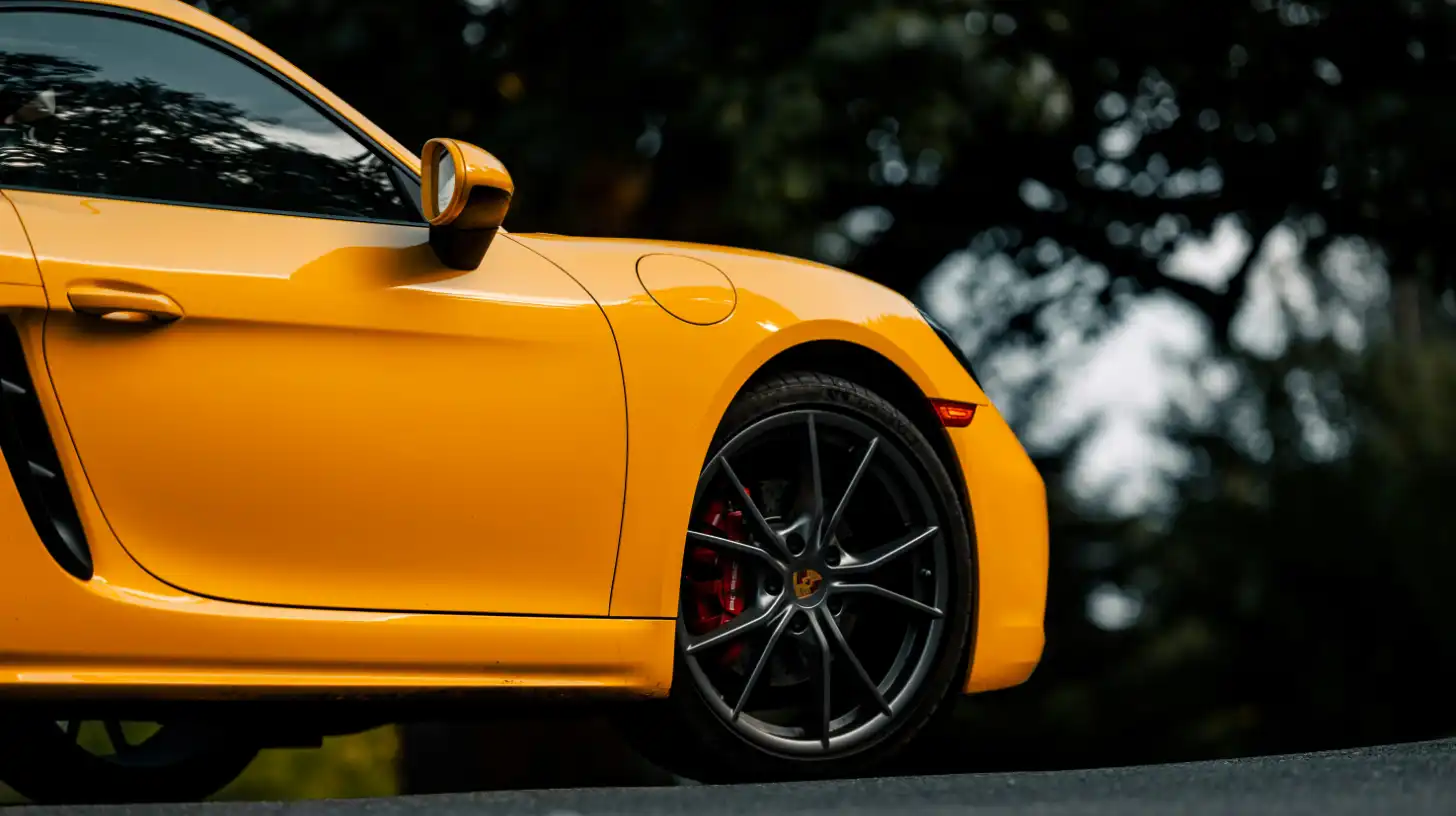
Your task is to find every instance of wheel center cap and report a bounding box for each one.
[792,568,824,601]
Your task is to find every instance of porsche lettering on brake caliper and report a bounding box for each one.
[686,498,748,666]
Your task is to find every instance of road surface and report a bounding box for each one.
[10,738,1456,815]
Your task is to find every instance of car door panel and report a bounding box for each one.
[7,189,627,616]
[0,192,42,290]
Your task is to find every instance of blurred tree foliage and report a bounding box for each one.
[187,0,1456,785]
[204,0,1455,348]
[214,727,400,800]
[911,335,1456,771]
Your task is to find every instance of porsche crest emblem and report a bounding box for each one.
[792,568,823,599]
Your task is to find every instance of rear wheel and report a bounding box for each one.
[623,371,974,781]
[0,717,258,804]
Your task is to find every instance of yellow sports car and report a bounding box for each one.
[0,0,1047,803]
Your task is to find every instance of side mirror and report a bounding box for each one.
[420,138,514,270]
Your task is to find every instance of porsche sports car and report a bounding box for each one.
[0,0,1048,803]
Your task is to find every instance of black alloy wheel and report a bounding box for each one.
[0,717,258,804]
[622,371,974,782]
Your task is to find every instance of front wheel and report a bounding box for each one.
[622,371,974,782]
[0,717,259,804]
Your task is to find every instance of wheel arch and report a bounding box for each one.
[745,339,973,529]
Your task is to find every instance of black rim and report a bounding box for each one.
[47,720,221,769]
[678,409,949,757]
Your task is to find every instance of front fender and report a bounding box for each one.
[508,233,986,618]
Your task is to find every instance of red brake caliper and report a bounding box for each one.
[686,498,748,666]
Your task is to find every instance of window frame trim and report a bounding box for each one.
[0,0,428,227]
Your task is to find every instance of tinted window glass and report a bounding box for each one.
[0,11,419,222]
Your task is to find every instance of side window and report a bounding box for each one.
[0,10,420,222]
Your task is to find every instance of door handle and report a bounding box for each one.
[67,284,183,324]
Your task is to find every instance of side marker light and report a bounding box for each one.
[930,399,977,428]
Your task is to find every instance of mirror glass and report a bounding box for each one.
[434,151,456,217]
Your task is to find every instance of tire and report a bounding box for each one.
[0,717,259,804]
[620,371,974,782]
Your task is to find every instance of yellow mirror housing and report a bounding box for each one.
[420,138,514,269]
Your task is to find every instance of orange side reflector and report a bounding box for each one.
[931,399,977,428]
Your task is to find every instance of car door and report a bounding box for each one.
[0,7,628,616]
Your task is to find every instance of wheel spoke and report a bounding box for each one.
[831,582,944,618]
[732,607,796,720]
[816,607,892,716]
[807,414,824,529]
[806,610,834,748]
[835,526,939,576]
[687,529,783,568]
[717,456,791,560]
[685,408,949,752]
[685,599,784,656]
[103,720,128,755]
[825,437,879,540]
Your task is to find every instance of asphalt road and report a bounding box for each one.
[10,738,1456,815]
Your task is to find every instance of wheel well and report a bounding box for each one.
[748,340,968,514]
[746,339,980,690]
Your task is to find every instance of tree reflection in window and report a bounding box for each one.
[0,11,419,223]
